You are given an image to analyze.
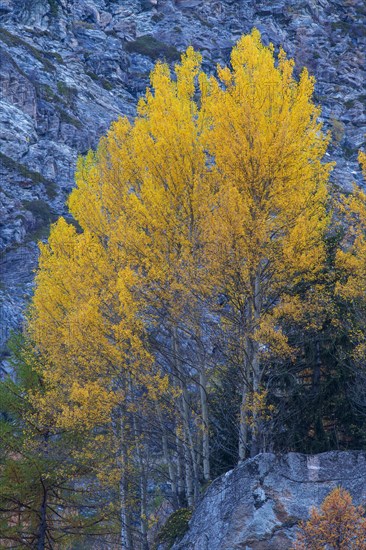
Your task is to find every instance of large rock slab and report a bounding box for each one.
[174,451,366,549]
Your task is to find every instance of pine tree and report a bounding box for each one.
[0,335,115,549]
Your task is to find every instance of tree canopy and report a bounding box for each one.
[1,30,366,549]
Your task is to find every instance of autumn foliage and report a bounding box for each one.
[1,28,366,549]
[294,488,366,550]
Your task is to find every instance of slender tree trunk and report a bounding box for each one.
[250,345,261,458]
[199,354,210,481]
[172,326,199,502]
[119,415,133,550]
[250,273,262,457]
[312,338,326,443]
[183,427,194,507]
[195,322,211,481]
[239,272,263,460]
[157,404,178,508]
[119,469,132,550]
[140,472,149,550]
[182,393,199,502]
[37,481,47,550]
[177,395,195,506]
[312,339,321,395]
[239,382,248,460]
[176,432,185,506]
[130,383,149,550]
[239,323,251,461]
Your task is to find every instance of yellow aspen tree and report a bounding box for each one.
[128,48,213,491]
[336,151,366,302]
[28,47,213,530]
[70,48,214,498]
[27,216,165,548]
[27,34,334,540]
[335,152,366,364]
[70,122,191,513]
[200,29,332,458]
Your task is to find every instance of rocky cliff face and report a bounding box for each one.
[0,0,365,367]
[173,451,366,549]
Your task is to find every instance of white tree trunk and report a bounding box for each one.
[199,369,210,480]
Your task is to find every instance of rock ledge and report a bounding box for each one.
[174,451,366,549]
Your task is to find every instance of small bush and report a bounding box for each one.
[57,81,78,103]
[85,70,99,81]
[102,79,113,91]
[151,13,164,23]
[125,35,180,62]
[74,20,95,30]
[342,143,356,160]
[48,0,58,17]
[22,200,52,224]
[154,508,192,549]
[44,180,57,199]
[58,108,82,129]
[39,83,55,101]
[330,117,345,144]
[49,51,64,64]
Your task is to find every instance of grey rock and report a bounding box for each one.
[174,451,366,550]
